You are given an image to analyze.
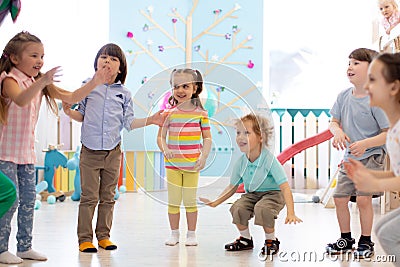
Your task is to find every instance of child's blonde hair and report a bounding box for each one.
[378,0,399,11]
[236,113,274,148]
[0,31,58,124]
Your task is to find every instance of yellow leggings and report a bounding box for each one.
[166,169,199,214]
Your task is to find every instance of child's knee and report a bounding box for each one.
[168,205,180,214]
[185,206,197,213]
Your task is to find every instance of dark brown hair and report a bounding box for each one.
[374,52,400,104]
[93,43,127,84]
[349,48,378,63]
[168,68,205,109]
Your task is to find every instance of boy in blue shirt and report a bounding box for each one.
[200,113,302,257]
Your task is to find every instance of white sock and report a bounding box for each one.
[239,228,251,239]
[265,232,275,241]
[165,229,180,246]
[0,251,23,264]
[185,230,198,246]
[16,249,47,261]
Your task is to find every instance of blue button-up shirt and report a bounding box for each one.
[77,81,135,150]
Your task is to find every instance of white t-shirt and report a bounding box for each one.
[387,119,400,176]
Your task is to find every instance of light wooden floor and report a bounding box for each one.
[0,178,397,267]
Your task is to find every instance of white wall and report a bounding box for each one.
[1,0,109,165]
[264,0,378,108]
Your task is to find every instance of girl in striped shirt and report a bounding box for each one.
[157,68,212,246]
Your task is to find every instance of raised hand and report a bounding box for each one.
[41,66,62,85]
[92,65,113,84]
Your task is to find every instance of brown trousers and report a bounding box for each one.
[77,144,121,244]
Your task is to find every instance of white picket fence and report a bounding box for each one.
[271,108,344,190]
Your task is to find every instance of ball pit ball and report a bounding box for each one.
[34,199,42,210]
[312,195,320,203]
[119,185,127,193]
[47,195,56,204]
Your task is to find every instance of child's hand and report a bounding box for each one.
[41,66,62,85]
[163,148,174,159]
[344,158,377,192]
[92,65,112,84]
[150,110,165,126]
[285,214,303,224]
[62,102,72,116]
[198,197,217,207]
[332,129,350,151]
[194,156,206,171]
[348,140,367,157]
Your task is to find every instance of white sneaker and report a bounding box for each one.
[165,235,179,246]
[0,251,23,264]
[17,249,47,261]
[186,234,198,246]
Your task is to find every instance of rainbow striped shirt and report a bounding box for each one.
[164,106,210,171]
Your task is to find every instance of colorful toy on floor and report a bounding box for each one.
[47,195,56,204]
[34,199,41,210]
[67,146,81,201]
[43,144,68,193]
[40,190,67,202]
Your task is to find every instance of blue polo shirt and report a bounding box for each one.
[230,148,287,192]
[77,81,135,150]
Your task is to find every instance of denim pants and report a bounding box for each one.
[0,161,36,253]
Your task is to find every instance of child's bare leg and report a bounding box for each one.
[186,211,197,231]
[168,213,180,230]
[334,197,351,233]
[165,213,180,246]
[357,196,373,236]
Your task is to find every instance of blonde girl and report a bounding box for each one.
[157,68,212,246]
[378,0,400,35]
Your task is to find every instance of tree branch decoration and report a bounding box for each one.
[126,2,254,74]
